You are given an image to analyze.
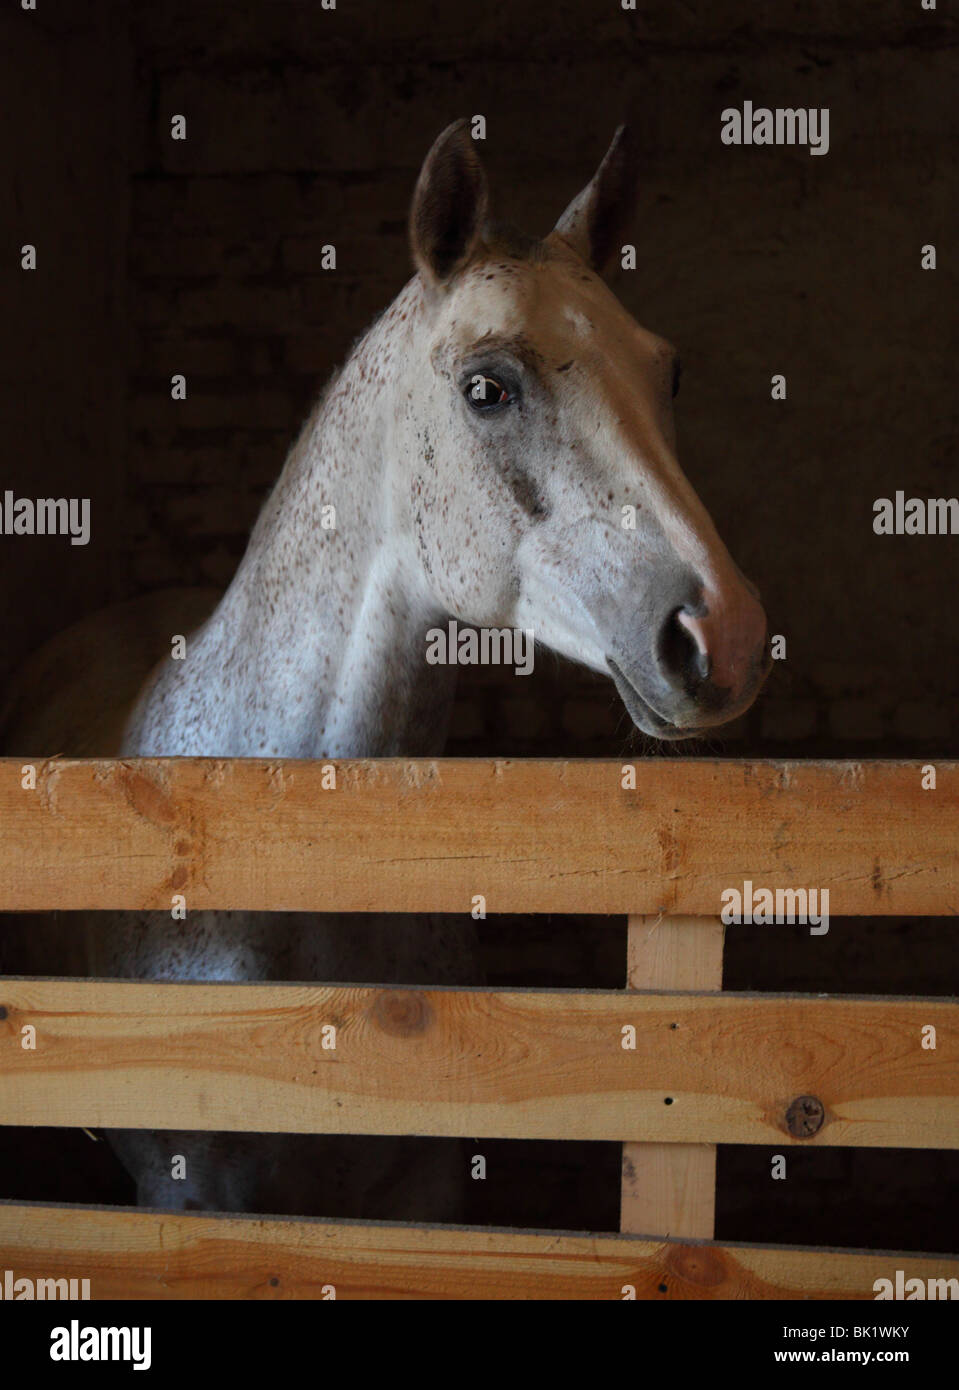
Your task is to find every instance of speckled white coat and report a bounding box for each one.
[3,123,768,1215]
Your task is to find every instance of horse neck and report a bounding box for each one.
[132,278,457,759]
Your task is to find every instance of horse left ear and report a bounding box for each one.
[550,125,640,276]
[410,119,489,287]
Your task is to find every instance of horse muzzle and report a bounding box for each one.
[606,577,771,739]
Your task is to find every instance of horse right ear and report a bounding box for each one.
[410,120,488,286]
[551,125,640,276]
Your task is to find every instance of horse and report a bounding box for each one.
[0,120,770,1217]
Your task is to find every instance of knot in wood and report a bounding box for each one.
[663,1242,727,1288]
[785,1094,825,1138]
[371,990,433,1038]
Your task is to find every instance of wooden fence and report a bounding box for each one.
[1,757,957,1299]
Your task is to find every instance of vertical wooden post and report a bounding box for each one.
[620,914,726,1240]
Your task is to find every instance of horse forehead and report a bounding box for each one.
[445,263,645,357]
[445,267,547,336]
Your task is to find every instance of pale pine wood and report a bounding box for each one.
[622,916,726,1239]
[0,1202,956,1300]
[626,915,726,990]
[1,978,956,1147]
[622,1143,718,1238]
[0,758,956,914]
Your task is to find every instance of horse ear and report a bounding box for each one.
[410,119,489,286]
[551,125,639,275]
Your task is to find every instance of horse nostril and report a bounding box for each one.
[659,607,710,689]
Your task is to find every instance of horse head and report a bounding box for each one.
[401,120,769,738]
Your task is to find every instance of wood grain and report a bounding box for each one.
[0,758,956,913]
[1,979,956,1147]
[0,1202,955,1300]
[622,915,726,1239]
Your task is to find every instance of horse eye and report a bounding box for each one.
[671,360,682,398]
[466,374,511,410]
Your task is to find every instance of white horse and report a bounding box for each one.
[1,121,769,1216]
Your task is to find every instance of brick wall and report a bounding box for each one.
[4,0,957,755]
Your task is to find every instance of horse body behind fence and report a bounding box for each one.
[1,121,769,1217]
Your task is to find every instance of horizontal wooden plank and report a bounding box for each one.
[2,980,956,1148]
[0,758,956,915]
[1,1202,956,1300]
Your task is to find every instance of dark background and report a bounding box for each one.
[0,1,956,1252]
